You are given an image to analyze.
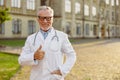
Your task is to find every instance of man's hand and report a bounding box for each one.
[51,70,62,76]
[34,45,45,60]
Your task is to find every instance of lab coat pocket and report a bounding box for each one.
[49,39,60,52]
[50,74,62,80]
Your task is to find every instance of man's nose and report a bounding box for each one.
[43,19,47,22]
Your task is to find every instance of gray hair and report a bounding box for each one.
[37,6,54,16]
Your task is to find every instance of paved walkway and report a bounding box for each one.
[0,46,21,55]
[69,38,120,80]
[1,38,120,80]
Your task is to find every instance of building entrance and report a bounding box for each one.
[101,25,105,38]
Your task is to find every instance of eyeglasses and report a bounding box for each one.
[38,16,53,21]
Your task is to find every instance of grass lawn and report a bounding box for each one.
[0,39,25,47]
[0,52,20,80]
[0,38,103,47]
[0,38,78,47]
[0,38,79,47]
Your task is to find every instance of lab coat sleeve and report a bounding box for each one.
[60,34,76,77]
[18,37,38,66]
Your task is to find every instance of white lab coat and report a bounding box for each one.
[18,28,76,80]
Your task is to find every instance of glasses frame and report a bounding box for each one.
[38,16,53,21]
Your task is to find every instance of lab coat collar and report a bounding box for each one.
[36,27,55,45]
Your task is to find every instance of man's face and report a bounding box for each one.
[37,9,53,31]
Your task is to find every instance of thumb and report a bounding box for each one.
[38,45,42,50]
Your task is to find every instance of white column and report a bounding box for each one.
[61,0,66,32]
[98,0,102,38]
[71,0,75,37]
[90,0,93,20]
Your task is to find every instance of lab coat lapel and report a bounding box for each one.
[44,28,55,49]
[34,31,44,49]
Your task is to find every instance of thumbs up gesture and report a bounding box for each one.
[34,45,45,60]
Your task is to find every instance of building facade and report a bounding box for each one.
[0,0,40,38]
[0,0,120,39]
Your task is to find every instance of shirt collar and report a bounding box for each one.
[39,28,52,39]
[40,28,51,33]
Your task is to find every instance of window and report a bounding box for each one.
[111,26,115,36]
[27,0,35,10]
[111,0,119,6]
[75,2,80,14]
[85,24,89,35]
[12,19,21,34]
[65,0,71,13]
[116,0,119,5]
[111,0,114,6]
[93,25,97,36]
[28,20,36,34]
[0,23,5,34]
[66,22,71,35]
[106,10,109,18]
[105,0,109,4]
[116,12,119,21]
[0,0,4,6]
[76,23,81,35]
[112,11,115,21]
[84,5,89,16]
[92,6,96,16]
[11,0,21,8]
[106,10,110,21]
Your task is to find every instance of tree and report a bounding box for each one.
[0,8,11,26]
